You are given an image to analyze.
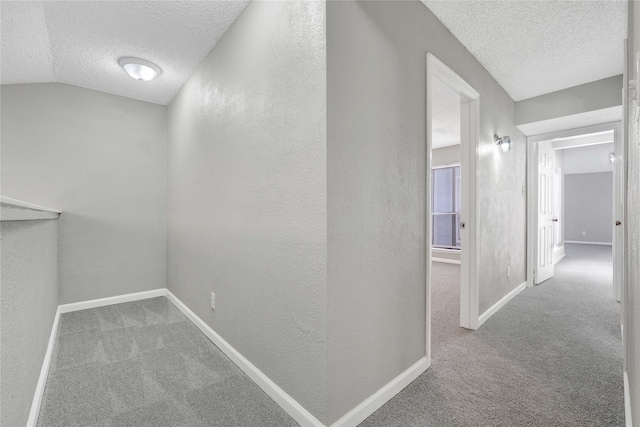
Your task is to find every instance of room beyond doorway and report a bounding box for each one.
[526,123,622,303]
[426,53,479,366]
[429,80,463,347]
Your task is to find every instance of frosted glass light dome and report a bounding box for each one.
[118,57,162,82]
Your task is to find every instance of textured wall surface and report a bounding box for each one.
[327,1,526,422]
[564,172,613,243]
[166,1,327,422]
[0,219,58,427]
[515,76,623,126]
[0,83,167,304]
[626,98,640,427]
[626,1,640,422]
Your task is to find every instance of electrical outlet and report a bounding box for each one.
[507,265,511,278]
[210,292,215,310]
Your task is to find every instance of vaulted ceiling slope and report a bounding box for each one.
[1,1,250,105]
[422,0,628,101]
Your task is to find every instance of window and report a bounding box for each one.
[432,165,461,249]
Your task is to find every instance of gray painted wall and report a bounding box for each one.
[0,84,167,304]
[564,172,613,244]
[1,219,58,427]
[626,1,640,422]
[515,75,623,126]
[327,1,526,422]
[432,144,461,167]
[563,142,614,175]
[166,1,327,422]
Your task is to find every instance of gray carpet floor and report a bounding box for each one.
[361,244,624,426]
[38,244,623,426]
[37,297,297,427]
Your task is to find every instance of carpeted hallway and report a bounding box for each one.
[361,243,624,426]
[37,244,623,426]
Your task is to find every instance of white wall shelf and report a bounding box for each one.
[0,196,61,221]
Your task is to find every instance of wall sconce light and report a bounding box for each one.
[609,152,615,164]
[494,134,511,152]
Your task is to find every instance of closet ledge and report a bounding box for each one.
[1,196,61,221]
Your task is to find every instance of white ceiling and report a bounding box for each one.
[432,85,460,149]
[422,1,628,101]
[1,1,250,105]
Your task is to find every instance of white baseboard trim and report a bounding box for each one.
[30,289,325,426]
[58,288,167,313]
[32,289,430,427]
[28,289,167,426]
[27,307,61,427]
[330,357,429,427]
[477,281,526,328]
[624,370,633,427]
[553,246,565,265]
[553,253,565,264]
[432,257,461,265]
[165,290,324,427]
[564,240,612,246]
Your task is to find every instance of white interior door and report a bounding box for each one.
[536,141,555,284]
[613,123,624,302]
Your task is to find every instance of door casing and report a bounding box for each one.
[426,53,480,365]
[526,122,623,302]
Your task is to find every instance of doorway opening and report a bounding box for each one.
[527,124,623,303]
[426,53,479,365]
[430,86,463,348]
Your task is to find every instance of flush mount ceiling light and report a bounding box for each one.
[118,57,162,82]
[494,134,511,152]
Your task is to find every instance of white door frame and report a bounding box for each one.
[621,38,628,368]
[526,122,623,302]
[426,53,480,364]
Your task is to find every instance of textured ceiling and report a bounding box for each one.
[422,1,627,101]
[1,1,250,105]
[432,85,461,149]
